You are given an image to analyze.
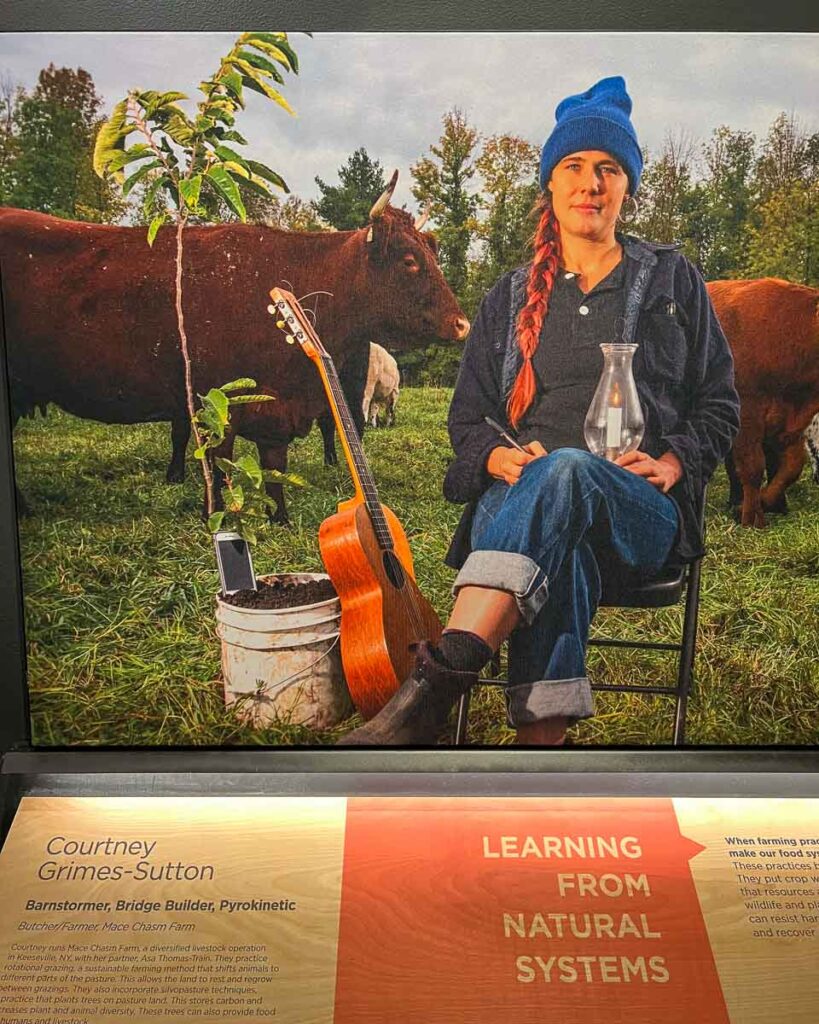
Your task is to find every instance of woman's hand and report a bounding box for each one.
[487,441,547,485]
[614,449,683,493]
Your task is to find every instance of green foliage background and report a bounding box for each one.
[314,147,387,230]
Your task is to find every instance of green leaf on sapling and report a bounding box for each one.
[146,213,166,247]
[205,165,247,221]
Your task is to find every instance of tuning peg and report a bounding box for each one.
[286,335,296,345]
[267,304,276,315]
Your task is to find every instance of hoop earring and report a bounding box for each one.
[617,195,639,224]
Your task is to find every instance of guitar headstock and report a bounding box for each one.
[267,288,326,362]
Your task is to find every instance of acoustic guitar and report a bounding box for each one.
[268,288,443,719]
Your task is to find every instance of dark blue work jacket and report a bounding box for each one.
[443,236,741,568]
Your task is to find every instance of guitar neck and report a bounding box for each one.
[318,355,396,552]
[269,287,396,551]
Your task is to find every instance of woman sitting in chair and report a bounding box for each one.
[340,75,740,747]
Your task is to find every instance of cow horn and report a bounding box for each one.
[368,169,399,220]
[414,204,431,231]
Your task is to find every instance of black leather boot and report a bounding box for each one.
[337,641,476,746]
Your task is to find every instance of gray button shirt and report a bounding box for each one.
[518,259,626,451]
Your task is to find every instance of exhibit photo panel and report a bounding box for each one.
[0,30,818,750]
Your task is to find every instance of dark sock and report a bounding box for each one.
[437,629,494,674]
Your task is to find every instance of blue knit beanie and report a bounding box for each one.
[539,76,643,194]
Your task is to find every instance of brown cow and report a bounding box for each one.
[707,277,819,526]
[1,174,468,521]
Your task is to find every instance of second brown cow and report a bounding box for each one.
[707,277,819,526]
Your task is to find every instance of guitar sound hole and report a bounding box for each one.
[382,550,406,590]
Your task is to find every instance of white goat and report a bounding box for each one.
[362,342,400,428]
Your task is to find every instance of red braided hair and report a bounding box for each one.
[506,195,562,430]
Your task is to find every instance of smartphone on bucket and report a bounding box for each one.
[214,531,257,594]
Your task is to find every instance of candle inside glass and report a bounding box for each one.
[605,382,623,448]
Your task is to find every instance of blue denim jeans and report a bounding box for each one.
[455,448,680,727]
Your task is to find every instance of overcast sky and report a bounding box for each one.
[0,32,816,209]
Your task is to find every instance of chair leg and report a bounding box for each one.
[673,558,703,746]
[454,689,472,746]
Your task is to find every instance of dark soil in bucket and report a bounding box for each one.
[221,575,337,610]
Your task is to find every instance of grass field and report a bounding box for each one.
[12,388,819,747]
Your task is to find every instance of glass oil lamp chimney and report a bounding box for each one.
[584,343,644,461]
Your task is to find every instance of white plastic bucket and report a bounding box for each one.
[216,572,352,729]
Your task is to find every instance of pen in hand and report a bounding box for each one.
[484,416,527,453]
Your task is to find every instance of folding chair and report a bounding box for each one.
[453,492,707,747]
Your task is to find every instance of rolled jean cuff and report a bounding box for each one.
[504,677,595,727]
[452,550,549,625]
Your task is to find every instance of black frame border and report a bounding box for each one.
[0,0,816,33]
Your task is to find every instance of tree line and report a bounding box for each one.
[2,64,817,385]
